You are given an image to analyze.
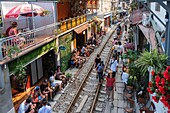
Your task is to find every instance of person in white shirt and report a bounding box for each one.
[18,98,34,113]
[122,69,129,92]
[38,98,52,113]
[110,56,118,77]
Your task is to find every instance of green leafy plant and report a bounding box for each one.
[7,46,20,58]
[66,73,72,78]
[135,49,168,75]
[15,62,27,81]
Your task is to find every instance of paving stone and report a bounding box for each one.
[118,100,125,108]
[118,108,124,113]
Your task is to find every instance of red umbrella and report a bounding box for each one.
[5,4,45,18]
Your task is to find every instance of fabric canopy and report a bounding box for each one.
[74,23,88,34]
[130,9,142,25]
[5,4,45,18]
[138,24,156,50]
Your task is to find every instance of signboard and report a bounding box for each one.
[59,45,66,51]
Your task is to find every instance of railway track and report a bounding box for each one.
[91,22,128,113]
[53,21,124,113]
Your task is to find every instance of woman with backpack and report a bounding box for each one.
[96,61,104,84]
[106,70,116,104]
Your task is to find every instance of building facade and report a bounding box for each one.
[0,0,97,113]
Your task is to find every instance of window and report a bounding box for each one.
[155,3,160,11]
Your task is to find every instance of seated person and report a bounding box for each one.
[31,86,46,103]
[70,55,79,68]
[70,57,76,67]
[18,98,36,113]
[49,74,64,93]
[40,79,54,101]
[55,66,66,79]
[81,45,87,56]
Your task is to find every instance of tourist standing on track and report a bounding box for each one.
[106,70,116,104]
[122,68,129,92]
[96,61,104,84]
[109,55,118,77]
[95,54,101,78]
[112,42,118,55]
[117,41,124,62]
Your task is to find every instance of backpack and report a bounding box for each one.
[110,60,115,67]
[98,64,103,72]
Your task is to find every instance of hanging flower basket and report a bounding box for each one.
[147,66,170,112]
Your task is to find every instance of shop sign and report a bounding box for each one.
[59,45,66,51]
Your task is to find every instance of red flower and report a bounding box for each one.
[147,88,153,94]
[151,71,155,76]
[155,75,161,83]
[148,81,152,87]
[160,96,166,103]
[152,96,158,103]
[156,82,159,88]
[161,78,166,86]
[167,94,170,99]
[164,70,170,80]
[159,86,165,94]
[166,66,170,71]
[164,101,169,108]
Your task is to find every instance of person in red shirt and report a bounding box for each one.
[106,70,116,104]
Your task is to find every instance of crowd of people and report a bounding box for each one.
[18,66,67,113]
[93,23,131,106]
[70,33,101,68]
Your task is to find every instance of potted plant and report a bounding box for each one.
[136,49,168,75]
[66,73,72,79]
[147,67,170,112]
[7,46,20,58]
[15,62,27,87]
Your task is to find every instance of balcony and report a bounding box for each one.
[0,13,97,62]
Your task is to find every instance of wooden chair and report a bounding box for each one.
[124,98,135,113]
[140,101,156,113]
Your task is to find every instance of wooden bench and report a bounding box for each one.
[13,77,47,112]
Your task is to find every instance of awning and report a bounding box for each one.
[138,24,156,50]
[74,23,88,34]
[130,9,143,25]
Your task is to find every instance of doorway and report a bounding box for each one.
[76,30,87,48]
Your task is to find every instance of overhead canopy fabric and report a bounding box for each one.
[138,24,156,50]
[74,23,88,34]
[130,9,142,25]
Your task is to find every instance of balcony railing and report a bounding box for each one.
[0,13,97,61]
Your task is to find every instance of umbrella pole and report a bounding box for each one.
[30,2,35,39]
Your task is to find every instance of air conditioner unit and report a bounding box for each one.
[142,13,151,27]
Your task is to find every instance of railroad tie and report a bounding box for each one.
[76,95,88,113]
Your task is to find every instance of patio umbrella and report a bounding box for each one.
[5,4,45,30]
[5,4,45,18]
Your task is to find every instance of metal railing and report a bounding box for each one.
[0,13,97,60]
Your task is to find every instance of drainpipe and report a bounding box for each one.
[165,2,170,65]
